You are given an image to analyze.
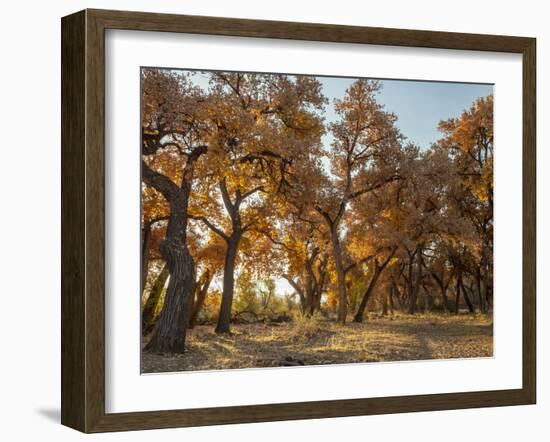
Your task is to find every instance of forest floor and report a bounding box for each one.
[141,312,493,373]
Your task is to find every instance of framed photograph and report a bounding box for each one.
[61,9,536,433]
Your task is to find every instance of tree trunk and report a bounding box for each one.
[141,264,169,335]
[432,273,449,313]
[461,283,475,313]
[454,274,462,314]
[440,283,449,313]
[188,270,212,329]
[480,249,489,313]
[144,241,194,353]
[354,266,380,322]
[381,292,389,316]
[144,187,195,354]
[407,247,422,314]
[216,233,241,334]
[330,228,348,323]
[353,248,396,322]
[304,254,315,316]
[283,276,306,314]
[392,282,404,311]
[475,266,483,312]
[141,223,152,294]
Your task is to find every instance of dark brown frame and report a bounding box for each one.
[61,8,536,433]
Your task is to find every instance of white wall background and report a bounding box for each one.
[0,0,546,440]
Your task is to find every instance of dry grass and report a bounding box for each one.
[141,312,493,373]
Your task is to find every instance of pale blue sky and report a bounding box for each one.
[319,77,492,149]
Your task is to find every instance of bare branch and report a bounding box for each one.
[189,215,229,242]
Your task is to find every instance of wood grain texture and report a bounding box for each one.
[61,8,537,433]
[61,10,86,431]
[522,38,536,402]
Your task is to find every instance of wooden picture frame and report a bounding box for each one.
[61,8,536,433]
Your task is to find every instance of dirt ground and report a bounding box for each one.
[141,313,493,373]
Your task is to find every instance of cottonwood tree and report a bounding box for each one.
[346,188,402,322]
[277,216,330,316]
[189,72,325,333]
[438,95,493,312]
[310,79,403,323]
[141,69,209,353]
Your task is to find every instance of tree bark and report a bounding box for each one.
[461,282,475,313]
[354,249,396,322]
[431,272,450,313]
[475,266,483,312]
[353,266,380,322]
[141,264,169,335]
[145,240,194,353]
[407,247,422,314]
[388,284,395,314]
[216,233,241,333]
[142,164,196,354]
[480,249,489,313]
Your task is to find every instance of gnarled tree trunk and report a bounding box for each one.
[142,161,196,354]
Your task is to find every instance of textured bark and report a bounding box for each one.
[216,233,241,333]
[141,264,169,335]
[144,239,195,353]
[142,161,196,354]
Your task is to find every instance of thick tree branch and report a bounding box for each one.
[241,186,265,200]
[141,160,179,201]
[282,274,304,298]
[348,174,403,200]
